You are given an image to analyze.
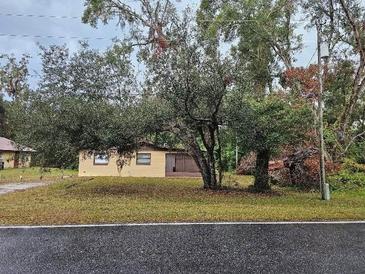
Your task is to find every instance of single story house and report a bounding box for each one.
[79,144,201,178]
[0,137,34,169]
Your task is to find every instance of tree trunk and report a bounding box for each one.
[337,0,365,144]
[205,145,219,189]
[254,149,271,192]
[203,124,221,189]
[187,139,211,189]
[338,85,358,144]
[192,150,219,189]
[187,136,218,189]
[216,125,224,186]
[188,126,221,190]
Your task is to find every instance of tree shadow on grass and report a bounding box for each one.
[199,185,283,197]
[64,177,283,199]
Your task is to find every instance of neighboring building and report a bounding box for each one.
[79,144,201,178]
[0,137,34,169]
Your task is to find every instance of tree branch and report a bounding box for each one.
[342,130,365,155]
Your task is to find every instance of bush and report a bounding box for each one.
[329,170,365,190]
[328,160,365,191]
[347,140,365,164]
[342,158,365,173]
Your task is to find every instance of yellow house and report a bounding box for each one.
[0,137,34,169]
[79,144,201,178]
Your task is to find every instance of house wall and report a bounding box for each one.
[0,151,32,169]
[1,151,15,169]
[18,153,32,168]
[78,148,168,177]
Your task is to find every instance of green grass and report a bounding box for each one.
[0,175,364,225]
[0,167,78,184]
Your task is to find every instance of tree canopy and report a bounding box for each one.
[2,0,365,192]
[6,43,164,168]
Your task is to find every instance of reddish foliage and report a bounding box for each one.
[224,75,234,86]
[157,35,169,50]
[268,160,284,172]
[154,36,168,58]
[236,152,256,175]
[151,23,171,57]
[281,148,340,188]
[281,65,319,99]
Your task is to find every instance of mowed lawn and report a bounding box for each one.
[0,167,77,184]
[0,175,364,225]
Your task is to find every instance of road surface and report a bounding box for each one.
[0,222,364,273]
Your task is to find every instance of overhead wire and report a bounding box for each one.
[0,33,110,40]
[0,12,309,24]
[305,49,318,67]
[0,13,80,20]
[0,11,309,41]
[0,12,114,40]
[0,10,315,78]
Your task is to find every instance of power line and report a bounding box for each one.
[0,13,80,20]
[0,33,112,40]
[306,48,318,67]
[0,12,308,24]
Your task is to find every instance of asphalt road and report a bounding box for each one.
[0,223,364,274]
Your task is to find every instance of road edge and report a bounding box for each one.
[1,221,365,229]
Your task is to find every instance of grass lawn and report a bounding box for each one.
[0,175,364,225]
[0,167,78,184]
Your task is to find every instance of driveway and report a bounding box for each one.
[0,222,364,273]
[0,181,47,195]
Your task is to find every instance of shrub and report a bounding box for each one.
[347,140,365,164]
[342,158,365,173]
[328,170,365,190]
[328,160,365,191]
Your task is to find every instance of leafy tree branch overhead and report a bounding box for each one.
[82,0,179,52]
[0,55,30,98]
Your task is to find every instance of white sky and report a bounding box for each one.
[0,0,316,90]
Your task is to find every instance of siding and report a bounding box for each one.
[1,151,15,169]
[18,153,32,168]
[0,151,31,169]
[78,149,167,177]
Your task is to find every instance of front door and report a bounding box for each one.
[165,154,176,176]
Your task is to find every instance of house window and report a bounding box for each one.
[136,153,151,165]
[94,152,109,165]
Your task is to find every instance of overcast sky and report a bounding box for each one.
[0,0,316,89]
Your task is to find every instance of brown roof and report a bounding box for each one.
[0,137,35,152]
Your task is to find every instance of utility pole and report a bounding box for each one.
[316,20,331,201]
[235,136,239,169]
